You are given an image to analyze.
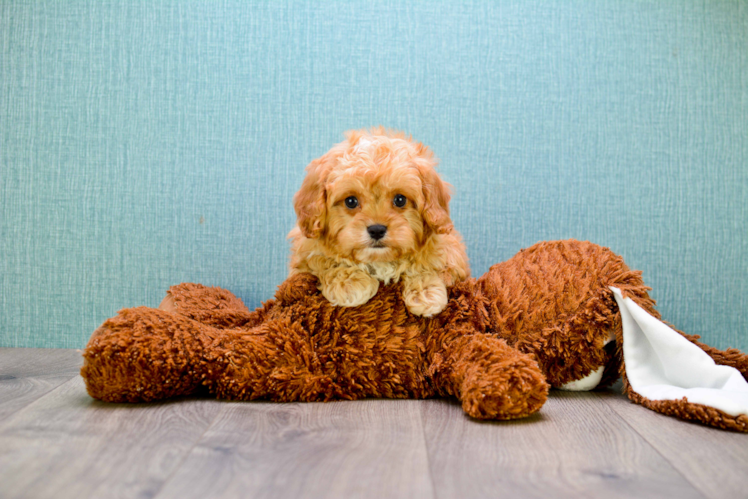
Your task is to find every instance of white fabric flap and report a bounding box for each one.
[610,287,748,417]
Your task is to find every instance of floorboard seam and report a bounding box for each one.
[152,404,226,499]
[594,391,708,498]
[418,400,438,499]
[0,375,78,431]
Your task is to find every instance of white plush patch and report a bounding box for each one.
[611,286,748,417]
[558,365,606,392]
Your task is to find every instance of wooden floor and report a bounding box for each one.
[1,348,747,498]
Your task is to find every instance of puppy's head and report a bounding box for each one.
[294,128,453,263]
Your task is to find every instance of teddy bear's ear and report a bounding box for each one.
[415,154,453,235]
[293,156,328,239]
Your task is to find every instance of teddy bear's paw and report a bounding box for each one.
[461,358,549,420]
[320,267,380,308]
[403,275,448,317]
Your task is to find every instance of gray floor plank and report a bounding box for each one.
[599,387,748,498]
[0,348,83,378]
[421,390,704,498]
[0,376,223,498]
[2,348,747,499]
[0,348,83,422]
[0,375,77,423]
[156,399,434,499]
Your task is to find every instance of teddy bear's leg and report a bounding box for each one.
[428,327,549,420]
[158,283,264,329]
[82,304,335,404]
[476,239,748,429]
[476,239,655,391]
[82,307,218,403]
[474,241,615,389]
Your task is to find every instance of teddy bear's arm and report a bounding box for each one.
[82,306,217,402]
[427,323,549,420]
[81,299,337,404]
[161,283,266,329]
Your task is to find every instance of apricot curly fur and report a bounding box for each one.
[82,240,748,429]
[288,128,469,318]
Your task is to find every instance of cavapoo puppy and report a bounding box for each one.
[288,128,470,317]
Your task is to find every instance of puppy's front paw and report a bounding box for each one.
[320,267,380,308]
[403,274,448,317]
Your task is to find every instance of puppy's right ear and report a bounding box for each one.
[293,157,327,239]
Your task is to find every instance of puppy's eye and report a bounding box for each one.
[344,196,359,209]
[393,194,407,208]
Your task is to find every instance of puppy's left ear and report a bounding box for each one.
[416,157,453,235]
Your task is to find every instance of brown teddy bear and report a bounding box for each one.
[81,239,748,431]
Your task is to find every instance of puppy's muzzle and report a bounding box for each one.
[367,224,387,241]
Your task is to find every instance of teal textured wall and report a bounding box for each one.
[2,1,746,350]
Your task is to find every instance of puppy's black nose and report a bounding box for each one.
[367,224,387,240]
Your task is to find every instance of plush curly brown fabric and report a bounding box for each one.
[83,274,548,420]
[81,240,748,428]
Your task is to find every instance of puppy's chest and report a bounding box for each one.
[358,261,407,284]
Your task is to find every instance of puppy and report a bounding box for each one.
[288,128,470,317]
